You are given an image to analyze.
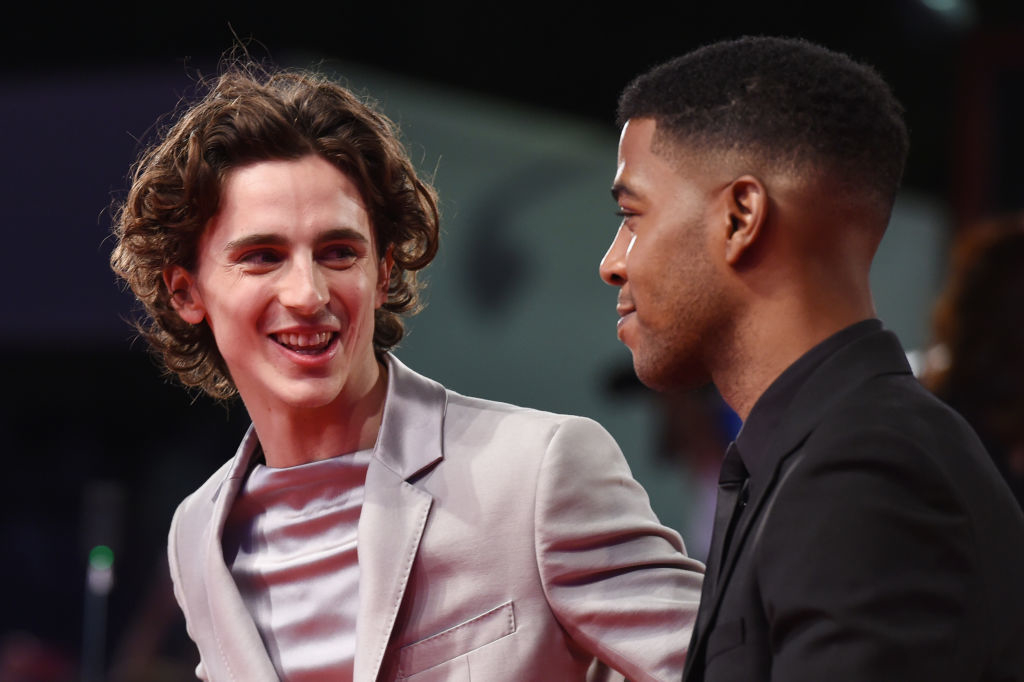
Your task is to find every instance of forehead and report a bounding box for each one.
[222,156,366,216]
[615,119,693,196]
[617,118,659,160]
[615,118,737,199]
[205,155,376,244]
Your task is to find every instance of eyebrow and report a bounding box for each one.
[316,228,370,245]
[223,228,370,252]
[223,233,286,252]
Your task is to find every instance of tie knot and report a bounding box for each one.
[719,441,748,485]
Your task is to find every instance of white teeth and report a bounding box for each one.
[275,332,332,350]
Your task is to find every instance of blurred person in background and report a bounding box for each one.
[921,213,1024,508]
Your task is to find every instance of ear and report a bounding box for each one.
[162,266,206,324]
[722,175,768,266]
[376,245,395,308]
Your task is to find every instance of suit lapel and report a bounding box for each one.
[687,442,809,674]
[203,427,280,681]
[353,355,446,682]
[353,464,433,681]
[684,447,792,682]
[686,329,913,677]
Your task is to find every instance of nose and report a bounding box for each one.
[278,258,328,314]
[599,226,630,287]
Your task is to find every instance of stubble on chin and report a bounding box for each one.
[630,339,712,394]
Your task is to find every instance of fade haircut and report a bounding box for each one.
[617,36,909,209]
[111,62,440,400]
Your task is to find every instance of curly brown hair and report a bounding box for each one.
[111,62,440,399]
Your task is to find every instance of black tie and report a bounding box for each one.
[710,441,750,578]
[685,442,750,681]
[692,442,750,642]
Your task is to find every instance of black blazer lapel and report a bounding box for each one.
[684,329,913,680]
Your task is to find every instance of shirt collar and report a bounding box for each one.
[734,318,883,483]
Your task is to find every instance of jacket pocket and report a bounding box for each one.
[397,601,516,678]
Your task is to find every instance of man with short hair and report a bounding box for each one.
[112,62,704,681]
[600,36,1024,681]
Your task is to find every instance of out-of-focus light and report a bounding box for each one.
[87,545,114,595]
[88,545,114,570]
[920,0,975,26]
[923,0,960,11]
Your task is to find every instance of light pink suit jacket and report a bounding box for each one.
[167,355,704,681]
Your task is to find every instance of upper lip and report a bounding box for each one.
[616,295,635,317]
[268,323,340,336]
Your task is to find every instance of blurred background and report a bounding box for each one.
[2,1,1023,679]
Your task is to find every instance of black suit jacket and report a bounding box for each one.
[684,327,1024,682]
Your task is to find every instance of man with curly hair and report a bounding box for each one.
[600,36,1024,681]
[112,64,703,681]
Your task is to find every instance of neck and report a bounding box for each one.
[712,293,875,421]
[713,181,886,420]
[251,361,389,468]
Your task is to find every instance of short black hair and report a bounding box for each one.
[617,36,909,206]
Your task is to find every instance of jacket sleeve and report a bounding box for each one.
[534,416,705,682]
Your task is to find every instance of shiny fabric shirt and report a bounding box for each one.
[222,449,372,681]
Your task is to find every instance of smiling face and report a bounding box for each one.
[166,155,390,418]
[600,118,733,392]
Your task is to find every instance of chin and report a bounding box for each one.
[632,352,709,394]
[266,377,346,411]
[289,387,345,410]
[286,395,339,410]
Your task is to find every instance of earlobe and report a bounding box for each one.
[163,266,206,324]
[723,175,767,265]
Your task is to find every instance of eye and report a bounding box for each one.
[319,244,359,267]
[237,249,283,270]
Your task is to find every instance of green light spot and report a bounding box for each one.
[89,545,114,571]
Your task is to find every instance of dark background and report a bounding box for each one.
[1,2,1022,680]
[5,0,1023,221]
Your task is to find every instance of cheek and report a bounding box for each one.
[332,278,383,320]
[627,238,666,288]
[200,282,261,333]
[353,263,389,310]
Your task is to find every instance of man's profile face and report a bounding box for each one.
[599,118,728,391]
[169,154,390,416]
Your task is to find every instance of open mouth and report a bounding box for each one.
[272,331,337,355]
